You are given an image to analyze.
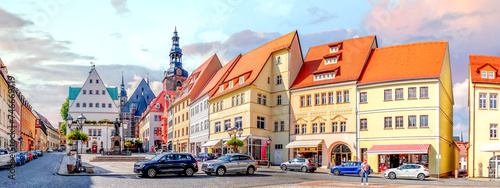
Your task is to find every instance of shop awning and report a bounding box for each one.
[480,142,500,152]
[201,139,222,148]
[223,136,248,142]
[285,140,323,149]
[367,144,430,154]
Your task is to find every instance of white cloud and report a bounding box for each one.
[453,78,469,112]
[453,123,468,141]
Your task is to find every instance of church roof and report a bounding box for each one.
[122,79,156,117]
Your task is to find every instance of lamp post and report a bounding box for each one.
[66,113,86,171]
[267,138,272,168]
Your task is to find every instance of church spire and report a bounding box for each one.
[120,71,127,97]
[166,27,188,78]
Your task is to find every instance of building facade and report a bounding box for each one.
[358,41,456,176]
[208,31,303,164]
[289,36,377,168]
[0,59,10,149]
[120,78,155,139]
[138,91,173,152]
[163,27,188,92]
[468,55,500,178]
[68,66,120,122]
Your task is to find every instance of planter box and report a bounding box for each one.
[66,164,75,173]
[85,166,94,173]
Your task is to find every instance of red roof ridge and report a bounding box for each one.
[376,41,447,50]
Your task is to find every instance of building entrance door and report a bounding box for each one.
[92,143,98,153]
[331,144,351,166]
[275,149,282,164]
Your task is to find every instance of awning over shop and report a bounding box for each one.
[201,139,222,148]
[285,140,323,149]
[223,136,248,142]
[480,142,500,152]
[367,144,430,154]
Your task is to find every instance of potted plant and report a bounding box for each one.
[226,137,244,153]
[124,141,132,152]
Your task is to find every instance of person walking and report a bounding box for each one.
[361,159,370,186]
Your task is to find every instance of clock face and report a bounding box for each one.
[176,68,182,76]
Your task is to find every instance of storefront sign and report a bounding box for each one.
[309,147,316,151]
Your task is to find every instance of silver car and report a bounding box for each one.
[384,164,430,181]
[201,153,257,176]
[280,158,317,173]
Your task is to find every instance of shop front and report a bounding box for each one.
[480,142,500,178]
[331,144,352,166]
[286,140,323,167]
[201,139,222,156]
[367,144,430,172]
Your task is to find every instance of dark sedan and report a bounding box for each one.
[134,152,198,178]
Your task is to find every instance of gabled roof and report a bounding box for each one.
[192,54,240,103]
[291,36,376,89]
[173,54,222,104]
[359,41,448,85]
[34,110,57,132]
[140,91,176,122]
[122,79,156,116]
[210,31,297,99]
[470,55,500,84]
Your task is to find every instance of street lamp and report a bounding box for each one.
[66,113,86,171]
[226,126,244,154]
[267,138,272,168]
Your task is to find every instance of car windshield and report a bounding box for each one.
[150,154,165,162]
[218,155,232,161]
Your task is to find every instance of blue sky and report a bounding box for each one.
[1,0,498,141]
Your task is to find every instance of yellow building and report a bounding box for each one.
[468,55,500,178]
[207,31,303,164]
[289,36,377,168]
[358,41,456,177]
[168,54,221,153]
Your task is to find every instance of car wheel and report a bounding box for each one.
[389,172,396,179]
[333,169,340,176]
[146,168,157,178]
[281,165,287,171]
[418,173,425,181]
[216,167,226,176]
[301,166,308,173]
[358,171,363,177]
[247,166,255,175]
[185,167,194,177]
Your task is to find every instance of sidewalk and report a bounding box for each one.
[56,153,155,176]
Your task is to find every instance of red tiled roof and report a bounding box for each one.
[470,55,500,84]
[210,31,297,100]
[291,36,376,89]
[173,54,221,104]
[192,55,240,103]
[359,41,448,85]
[367,144,430,154]
[140,91,175,122]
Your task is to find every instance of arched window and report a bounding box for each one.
[177,81,182,87]
[108,103,112,108]
[331,144,352,166]
[102,103,105,108]
[96,103,99,108]
[76,103,80,107]
[89,103,93,107]
[83,103,87,107]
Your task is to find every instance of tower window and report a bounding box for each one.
[89,79,92,83]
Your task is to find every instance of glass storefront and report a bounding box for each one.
[331,144,351,166]
[489,155,500,178]
[291,144,323,167]
[378,153,428,172]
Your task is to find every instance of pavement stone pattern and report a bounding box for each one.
[57,153,155,176]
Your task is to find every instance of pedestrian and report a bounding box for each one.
[361,159,370,186]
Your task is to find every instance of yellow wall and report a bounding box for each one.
[171,97,190,152]
[468,83,500,177]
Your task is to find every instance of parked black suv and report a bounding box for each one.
[134,152,198,178]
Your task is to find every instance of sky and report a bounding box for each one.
[0,0,498,141]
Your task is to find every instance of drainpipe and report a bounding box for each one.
[472,83,476,177]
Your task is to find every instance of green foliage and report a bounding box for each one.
[68,141,73,146]
[60,98,69,121]
[66,130,89,142]
[124,142,132,147]
[135,140,142,145]
[226,137,244,147]
[60,121,67,135]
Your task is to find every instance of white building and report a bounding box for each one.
[68,65,119,121]
[189,94,210,155]
[138,91,170,152]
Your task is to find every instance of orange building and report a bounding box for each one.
[20,98,36,151]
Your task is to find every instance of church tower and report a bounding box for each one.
[163,27,188,91]
[119,72,127,110]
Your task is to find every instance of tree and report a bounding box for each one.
[60,98,69,121]
[66,130,89,142]
[60,121,67,136]
[226,137,244,153]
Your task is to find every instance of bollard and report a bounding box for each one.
[455,169,458,178]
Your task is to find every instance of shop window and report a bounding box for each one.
[275,144,283,150]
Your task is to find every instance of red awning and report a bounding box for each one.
[367,144,430,155]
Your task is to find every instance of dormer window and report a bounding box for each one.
[239,76,244,84]
[482,70,487,78]
[156,103,161,110]
[229,81,233,89]
[219,85,223,93]
[325,58,337,65]
[489,71,495,79]
[314,72,335,81]
[330,47,338,53]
